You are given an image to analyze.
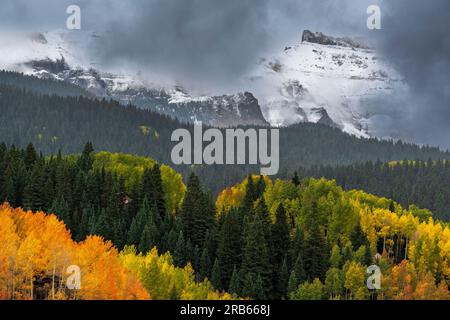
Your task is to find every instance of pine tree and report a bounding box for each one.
[50,197,71,231]
[180,173,214,247]
[276,256,289,299]
[240,215,272,298]
[255,175,266,199]
[173,231,186,267]
[211,258,222,290]
[288,253,307,293]
[180,173,201,241]
[217,208,242,287]
[151,164,167,218]
[199,248,211,281]
[242,175,257,211]
[23,163,45,210]
[292,171,300,186]
[229,266,241,296]
[141,164,167,219]
[24,143,38,170]
[271,204,290,298]
[127,197,152,246]
[272,204,290,268]
[290,226,304,267]
[93,208,114,241]
[242,273,265,300]
[139,220,158,254]
[350,221,368,250]
[77,142,94,172]
[78,206,94,241]
[287,270,298,295]
[303,220,329,282]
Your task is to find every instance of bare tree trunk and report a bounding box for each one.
[404,237,408,260]
[52,262,56,300]
[11,265,15,300]
[30,275,33,300]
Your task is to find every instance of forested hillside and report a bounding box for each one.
[1,74,448,194]
[0,204,232,300]
[296,160,450,221]
[0,70,91,97]
[1,73,449,300]
[1,144,449,300]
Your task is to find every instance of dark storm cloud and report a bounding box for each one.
[87,0,376,92]
[372,0,450,149]
[0,0,119,31]
[0,0,374,91]
[1,1,449,148]
[93,0,270,91]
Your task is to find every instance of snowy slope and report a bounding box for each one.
[0,30,268,127]
[245,30,407,137]
[0,29,406,135]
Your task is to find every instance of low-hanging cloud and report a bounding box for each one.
[94,0,270,92]
[372,0,450,149]
[0,0,375,92]
[87,0,375,93]
[1,0,449,149]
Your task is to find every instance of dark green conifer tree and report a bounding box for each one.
[211,258,222,290]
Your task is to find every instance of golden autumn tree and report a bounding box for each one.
[0,204,148,300]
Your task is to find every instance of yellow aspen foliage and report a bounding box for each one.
[119,246,234,300]
[216,175,272,216]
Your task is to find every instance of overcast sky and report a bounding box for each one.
[1,0,449,149]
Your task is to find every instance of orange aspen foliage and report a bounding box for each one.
[0,204,149,300]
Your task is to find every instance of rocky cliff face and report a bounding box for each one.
[0,29,407,135]
[244,30,406,137]
[301,30,369,49]
[0,31,269,128]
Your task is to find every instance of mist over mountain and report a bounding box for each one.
[0,0,449,148]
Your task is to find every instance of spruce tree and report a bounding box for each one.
[151,164,167,218]
[287,270,299,295]
[139,220,158,254]
[211,258,222,290]
[242,175,257,211]
[303,220,329,282]
[23,163,45,210]
[229,266,241,296]
[242,273,265,300]
[180,173,201,241]
[199,248,211,281]
[127,197,152,246]
[217,208,242,287]
[272,204,290,268]
[240,215,272,298]
[292,171,300,186]
[180,173,214,247]
[276,256,289,299]
[289,253,306,291]
[50,197,71,231]
[77,142,94,172]
[173,230,186,267]
[24,143,38,170]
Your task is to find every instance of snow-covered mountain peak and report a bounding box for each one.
[0,29,407,135]
[301,30,370,49]
[245,30,407,137]
[0,30,268,127]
